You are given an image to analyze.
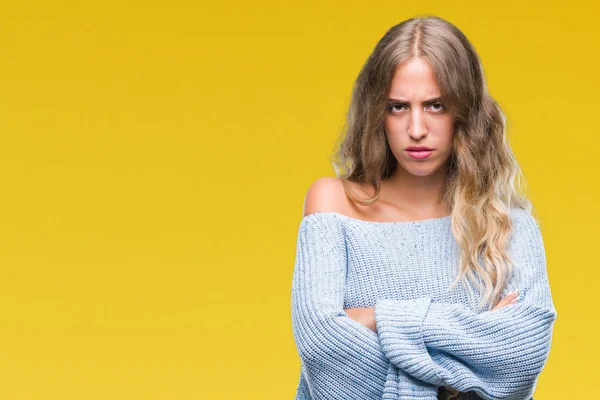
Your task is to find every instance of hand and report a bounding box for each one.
[344,306,377,332]
[439,385,460,399]
[344,291,519,333]
[491,291,519,311]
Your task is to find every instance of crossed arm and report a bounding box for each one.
[291,211,557,400]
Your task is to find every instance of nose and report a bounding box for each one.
[407,109,427,139]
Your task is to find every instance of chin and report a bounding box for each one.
[399,162,444,177]
[407,169,437,177]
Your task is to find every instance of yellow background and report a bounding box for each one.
[0,0,597,398]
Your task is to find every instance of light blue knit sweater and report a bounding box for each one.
[290,208,557,400]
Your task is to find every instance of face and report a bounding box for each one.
[384,57,455,178]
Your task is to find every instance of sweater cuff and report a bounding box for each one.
[383,363,439,399]
[375,297,444,386]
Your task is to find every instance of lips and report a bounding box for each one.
[406,147,434,160]
[405,146,433,151]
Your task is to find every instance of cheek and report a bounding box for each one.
[444,116,456,133]
[433,119,455,143]
[383,118,404,142]
[431,117,454,131]
[383,117,392,134]
[383,125,401,150]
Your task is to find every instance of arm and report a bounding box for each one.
[292,211,439,399]
[374,209,558,400]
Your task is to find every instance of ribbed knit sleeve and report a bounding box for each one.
[374,210,558,400]
[291,213,439,399]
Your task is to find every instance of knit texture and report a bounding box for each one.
[290,208,557,400]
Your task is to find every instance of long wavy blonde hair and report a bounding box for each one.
[332,15,534,313]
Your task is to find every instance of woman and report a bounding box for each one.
[290,15,557,400]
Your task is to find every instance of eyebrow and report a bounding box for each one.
[387,97,443,104]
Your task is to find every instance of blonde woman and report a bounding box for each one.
[290,15,557,400]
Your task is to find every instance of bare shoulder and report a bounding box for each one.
[302,177,375,218]
[303,177,350,217]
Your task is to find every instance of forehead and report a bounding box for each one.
[388,57,441,99]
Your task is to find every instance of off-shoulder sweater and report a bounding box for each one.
[290,208,557,400]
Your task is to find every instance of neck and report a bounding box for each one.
[382,165,449,211]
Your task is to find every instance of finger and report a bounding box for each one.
[492,296,509,311]
[492,291,519,310]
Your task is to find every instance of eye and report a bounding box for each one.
[388,102,445,114]
[388,103,406,113]
[428,102,445,112]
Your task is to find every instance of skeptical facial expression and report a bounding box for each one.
[384,57,455,178]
